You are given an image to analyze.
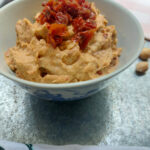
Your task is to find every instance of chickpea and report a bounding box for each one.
[136,62,149,74]
[139,48,150,60]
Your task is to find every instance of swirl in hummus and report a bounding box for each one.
[5,0,122,83]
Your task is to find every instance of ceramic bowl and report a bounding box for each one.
[0,0,144,101]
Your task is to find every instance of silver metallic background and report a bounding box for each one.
[0,0,150,146]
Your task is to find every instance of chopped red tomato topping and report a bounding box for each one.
[97,70,103,75]
[55,12,69,24]
[72,17,96,32]
[47,23,69,48]
[73,29,95,50]
[37,0,97,49]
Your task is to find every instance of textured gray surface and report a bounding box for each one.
[0,42,150,146]
[0,0,150,146]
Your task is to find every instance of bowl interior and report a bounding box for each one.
[0,0,144,86]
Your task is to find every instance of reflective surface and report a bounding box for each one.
[0,42,150,146]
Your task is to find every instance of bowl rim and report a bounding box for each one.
[0,0,144,89]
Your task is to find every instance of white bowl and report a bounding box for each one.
[0,0,144,101]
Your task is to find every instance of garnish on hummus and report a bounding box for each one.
[5,0,122,83]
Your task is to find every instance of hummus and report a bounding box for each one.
[5,0,122,84]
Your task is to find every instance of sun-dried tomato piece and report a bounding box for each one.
[72,17,96,32]
[97,70,103,75]
[55,12,69,24]
[73,29,95,50]
[37,13,46,25]
[66,13,73,23]
[49,23,69,36]
[53,3,62,12]
[37,6,56,24]
[79,7,91,19]
[54,35,63,43]
[75,0,85,5]
[47,35,57,48]
[85,19,97,29]
[47,24,69,47]
[45,7,56,23]
[72,17,85,32]
[47,35,63,48]
[65,3,79,18]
